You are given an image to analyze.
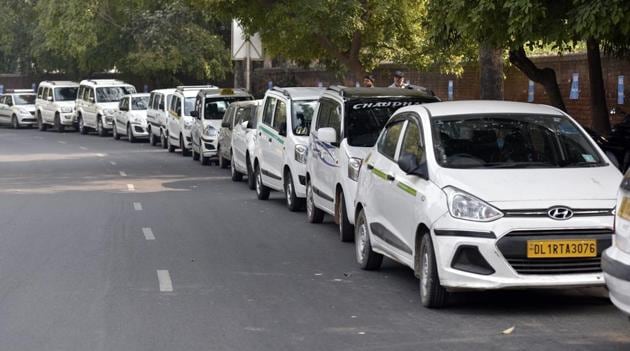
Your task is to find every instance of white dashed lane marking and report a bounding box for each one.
[133,202,143,211]
[119,171,127,177]
[110,161,117,166]
[79,146,88,150]
[97,153,105,157]
[142,227,155,240]
[127,184,135,191]
[57,141,67,144]
[157,270,173,292]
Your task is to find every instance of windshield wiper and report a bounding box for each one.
[483,162,559,169]
[559,161,602,168]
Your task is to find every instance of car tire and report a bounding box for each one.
[11,115,20,129]
[355,208,383,270]
[168,136,176,153]
[192,144,200,161]
[255,163,270,200]
[113,122,120,140]
[246,155,255,190]
[128,124,136,143]
[78,115,87,135]
[150,130,158,146]
[180,135,191,156]
[419,234,448,308]
[231,151,243,182]
[97,117,107,137]
[338,192,354,242]
[200,144,210,165]
[54,114,65,133]
[306,180,325,223]
[218,148,228,169]
[160,131,168,149]
[37,112,47,131]
[284,170,304,212]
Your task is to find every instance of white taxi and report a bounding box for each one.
[167,85,217,155]
[112,93,150,143]
[0,90,37,128]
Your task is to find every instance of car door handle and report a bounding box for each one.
[386,174,396,181]
[366,164,374,170]
[268,138,272,143]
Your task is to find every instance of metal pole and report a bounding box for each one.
[245,38,251,92]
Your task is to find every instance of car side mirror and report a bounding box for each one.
[242,120,250,129]
[46,96,53,102]
[89,97,95,103]
[398,153,429,180]
[221,121,230,128]
[190,110,199,118]
[317,127,337,145]
[605,151,620,170]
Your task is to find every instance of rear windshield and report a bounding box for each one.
[132,96,149,110]
[345,98,429,147]
[204,96,253,120]
[54,87,77,101]
[431,113,605,168]
[292,100,317,136]
[14,95,36,105]
[96,86,136,103]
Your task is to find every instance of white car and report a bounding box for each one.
[190,88,253,165]
[252,87,325,211]
[167,85,217,155]
[76,79,136,136]
[353,100,621,308]
[112,93,150,143]
[602,177,630,315]
[0,90,37,128]
[147,89,175,148]
[35,81,78,132]
[306,86,439,241]
[227,100,262,186]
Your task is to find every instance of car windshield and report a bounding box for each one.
[204,96,252,120]
[292,100,317,136]
[431,113,605,169]
[96,86,136,103]
[14,95,36,105]
[132,96,149,110]
[345,98,428,147]
[184,97,196,116]
[54,87,77,101]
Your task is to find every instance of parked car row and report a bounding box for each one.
[2,80,629,312]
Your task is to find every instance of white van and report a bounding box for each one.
[76,79,136,136]
[35,81,79,132]
[227,100,262,185]
[166,85,217,155]
[147,89,175,148]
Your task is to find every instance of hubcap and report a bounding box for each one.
[307,184,314,217]
[356,218,368,263]
[256,168,262,193]
[421,249,429,297]
[286,177,293,206]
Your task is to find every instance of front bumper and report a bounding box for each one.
[131,124,149,138]
[103,115,114,130]
[18,114,37,124]
[431,214,613,290]
[60,112,76,125]
[291,162,307,198]
[201,137,218,158]
[602,246,630,315]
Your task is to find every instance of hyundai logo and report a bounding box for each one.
[547,207,574,220]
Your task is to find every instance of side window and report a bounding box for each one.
[169,96,177,114]
[175,97,182,116]
[272,100,287,133]
[235,107,248,126]
[77,86,84,100]
[0,96,5,105]
[88,88,95,102]
[163,95,171,111]
[399,120,424,164]
[222,105,233,124]
[316,100,332,130]
[377,121,405,160]
[37,86,43,99]
[328,102,341,139]
[6,96,12,106]
[149,93,155,109]
[262,97,277,126]
[42,88,49,101]
[194,96,203,117]
[249,106,258,128]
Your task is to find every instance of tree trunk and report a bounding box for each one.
[509,46,566,112]
[479,43,504,99]
[586,37,610,135]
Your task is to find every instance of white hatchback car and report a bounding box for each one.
[76,79,136,136]
[36,81,79,132]
[306,86,439,240]
[146,89,175,148]
[0,90,37,128]
[353,101,622,308]
[167,85,217,156]
[253,87,324,211]
[602,177,630,315]
[112,93,150,143]
[227,100,262,186]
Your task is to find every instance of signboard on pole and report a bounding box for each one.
[231,20,263,61]
[618,75,625,105]
[527,80,535,102]
[569,73,579,100]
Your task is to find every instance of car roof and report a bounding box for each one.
[199,88,253,98]
[326,86,438,101]
[231,99,262,108]
[125,93,150,98]
[150,88,176,95]
[269,87,325,100]
[4,92,35,96]
[39,81,79,87]
[404,100,565,118]
[79,79,132,87]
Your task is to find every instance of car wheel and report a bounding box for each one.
[180,135,191,156]
[11,115,19,129]
[306,180,325,223]
[97,117,107,137]
[284,170,304,212]
[113,122,120,140]
[160,131,167,149]
[54,114,65,133]
[78,115,87,135]
[150,129,158,146]
[192,143,200,161]
[355,208,383,270]
[218,148,228,169]
[128,124,136,143]
[255,163,270,200]
[201,144,210,165]
[419,234,448,308]
[231,150,243,181]
[338,192,354,242]
[38,112,47,131]
[246,155,255,190]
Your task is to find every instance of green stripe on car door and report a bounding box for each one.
[259,125,285,145]
[397,182,417,197]
[371,167,388,180]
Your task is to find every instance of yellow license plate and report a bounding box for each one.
[618,197,630,220]
[527,239,597,258]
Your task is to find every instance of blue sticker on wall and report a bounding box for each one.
[32,83,36,92]
[569,73,579,100]
[447,80,453,101]
[0,85,4,95]
[143,84,149,93]
[618,75,625,105]
[267,81,273,90]
[528,80,535,102]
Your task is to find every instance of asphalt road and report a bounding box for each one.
[0,126,628,351]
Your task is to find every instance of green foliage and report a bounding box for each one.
[0,0,37,73]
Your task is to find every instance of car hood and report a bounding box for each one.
[19,105,37,113]
[205,120,221,129]
[56,101,76,108]
[432,166,622,207]
[97,102,120,110]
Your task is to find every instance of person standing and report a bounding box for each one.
[363,75,375,88]
[388,71,409,88]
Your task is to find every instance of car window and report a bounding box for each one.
[377,121,405,160]
[175,97,182,116]
[0,96,5,105]
[42,88,50,101]
[292,100,317,136]
[37,86,44,99]
[272,100,287,133]
[316,100,331,130]
[400,120,424,164]
[120,97,128,110]
[164,95,172,111]
[149,94,156,109]
[54,87,77,102]
[88,88,95,102]
[14,95,35,105]
[249,106,258,129]
[262,97,276,126]
[96,86,135,103]
[235,106,250,126]
[132,96,148,110]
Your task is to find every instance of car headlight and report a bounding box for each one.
[295,144,308,164]
[348,157,362,181]
[131,116,144,124]
[204,125,217,137]
[103,108,116,115]
[443,186,503,222]
[184,120,194,130]
[61,106,73,113]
